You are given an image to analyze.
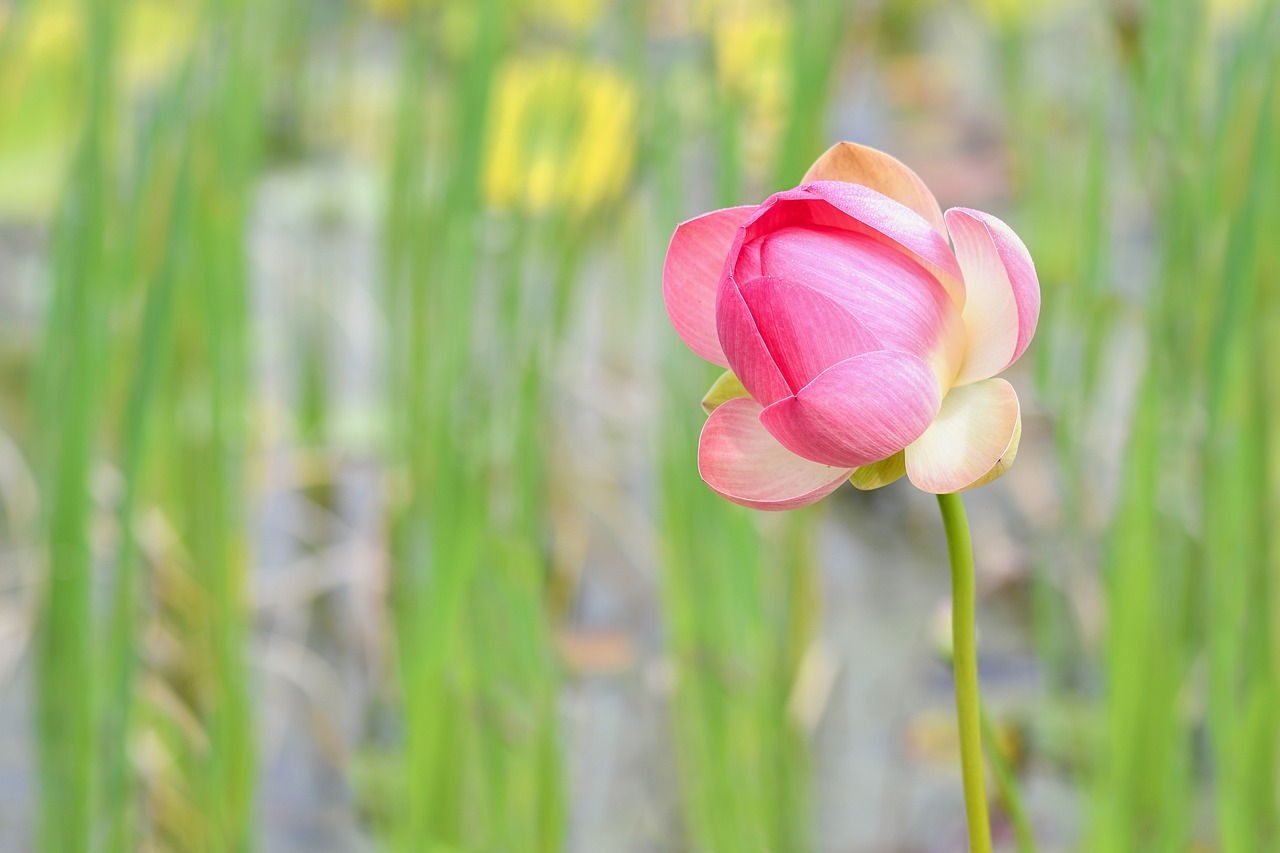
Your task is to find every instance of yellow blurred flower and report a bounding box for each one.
[123,0,197,89]
[482,54,636,216]
[712,4,791,118]
[0,0,193,86]
[1207,0,1262,28]
[970,0,1072,29]
[537,0,607,31]
[364,0,604,32]
[4,5,80,61]
[0,0,195,216]
[701,0,792,178]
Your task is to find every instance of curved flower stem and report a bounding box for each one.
[937,492,992,853]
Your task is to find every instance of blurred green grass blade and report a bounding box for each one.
[1202,35,1278,852]
[101,143,193,853]
[1091,377,1194,853]
[381,4,565,850]
[33,0,117,848]
[772,0,851,187]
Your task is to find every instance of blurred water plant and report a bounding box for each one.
[27,0,276,849]
[10,0,1280,850]
[996,0,1280,849]
[378,3,567,849]
[483,54,636,216]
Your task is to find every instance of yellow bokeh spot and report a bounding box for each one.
[0,0,196,216]
[703,0,792,175]
[970,0,1072,28]
[363,0,603,32]
[1207,0,1262,28]
[483,54,636,216]
[712,4,792,117]
[123,0,197,88]
[538,0,607,31]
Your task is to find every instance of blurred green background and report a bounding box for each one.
[0,0,1278,850]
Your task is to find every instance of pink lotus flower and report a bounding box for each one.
[663,142,1040,510]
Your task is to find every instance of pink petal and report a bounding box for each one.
[738,276,881,393]
[698,396,853,511]
[716,276,793,408]
[663,206,756,366]
[735,182,964,308]
[728,224,965,385]
[759,350,941,468]
[803,142,948,237]
[945,208,1041,385]
[904,379,1021,493]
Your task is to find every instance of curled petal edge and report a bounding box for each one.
[945,207,1041,385]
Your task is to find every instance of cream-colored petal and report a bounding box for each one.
[904,379,1021,494]
[961,411,1021,490]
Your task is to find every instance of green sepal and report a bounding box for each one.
[849,450,906,490]
[701,369,750,415]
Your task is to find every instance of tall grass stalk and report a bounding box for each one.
[1008,0,1280,847]
[101,111,193,853]
[382,4,564,849]
[648,36,821,846]
[33,0,116,847]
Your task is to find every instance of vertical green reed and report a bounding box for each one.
[180,5,267,844]
[33,0,272,848]
[130,3,270,847]
[33,0,115,847]
[101,84,193,853]
[1201,32,1278,852]
[382,3,563,849]
[655,396,814,851]
[1006,0,1280,847]
[772,0,851,187]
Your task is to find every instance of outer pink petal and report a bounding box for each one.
[738,276,881,393]
[698,397,853,511]
[759,350,941,468]
[716,277,793,408]
[735,182,964,307]
[945,208,1041,385]
[803,141,947,237]
[733,225,964,385]
[663,206,756,366]
[904,379,1021,493]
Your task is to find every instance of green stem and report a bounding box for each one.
[937,492,992,853]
